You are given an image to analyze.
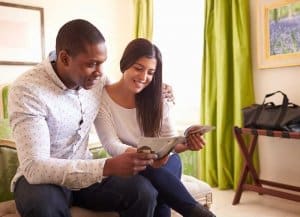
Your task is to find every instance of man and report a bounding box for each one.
[9,19,158,217]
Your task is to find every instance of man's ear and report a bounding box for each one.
[58,50,70,66]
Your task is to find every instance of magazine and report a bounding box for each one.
[137,125,215,159]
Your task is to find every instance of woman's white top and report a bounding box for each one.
[94,88,178,156]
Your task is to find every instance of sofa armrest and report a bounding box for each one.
[181,174,213,208]
[170,174,212,217]
[0,139,15,149]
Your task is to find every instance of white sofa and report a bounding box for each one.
[0,175,212,217]
[0,84,212,217]
[0,137,213,217]
[0,174,212,217]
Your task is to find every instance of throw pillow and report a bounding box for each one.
[0,145,18,202]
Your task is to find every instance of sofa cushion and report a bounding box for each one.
[0,200,119,217]
[0,139,212,216]
[0,142,18,202]
[0,84,212,215]
[171,175,212,217]
[71,207,119,217]
[182,175,212,196]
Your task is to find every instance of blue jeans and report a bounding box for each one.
[140,153,198,217]
[14,175,157,217]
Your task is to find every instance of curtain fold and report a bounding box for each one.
[199,0,258,189]
[133,0,153,40]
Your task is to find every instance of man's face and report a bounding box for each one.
[63,42,107,90]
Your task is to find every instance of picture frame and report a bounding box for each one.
[0,2,45,65]
[257,0,300,69]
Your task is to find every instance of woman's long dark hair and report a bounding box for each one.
[120,38,163,137]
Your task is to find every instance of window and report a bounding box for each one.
[153,0,205,128]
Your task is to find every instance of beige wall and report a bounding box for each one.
[250,1,300,186]
[1,0,299,186]
[0,0,133,83]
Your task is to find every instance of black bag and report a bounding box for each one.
[243,91,300,132]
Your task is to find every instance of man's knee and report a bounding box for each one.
[120,175,157,209]
[15,194,71,217]
[133,175,158,202]
[27,201,69,217]
[14,177,71,217]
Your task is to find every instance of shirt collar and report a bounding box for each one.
[45,51,70,91]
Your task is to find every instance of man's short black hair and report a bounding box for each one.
[56,19,105,57]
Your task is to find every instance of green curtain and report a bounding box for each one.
[133,0,200,177]
[199,0,258,189]
[133,0,153,40]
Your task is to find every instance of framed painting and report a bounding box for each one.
[257,0,300,69]
[0,2,45,65]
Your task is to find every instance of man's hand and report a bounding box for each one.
[162,83,175,104]
[103,152,157,177]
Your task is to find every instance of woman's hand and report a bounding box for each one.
[186,132,206,151]
[174,133,206,154]
[162,83,175,104]
[104,150,157,177]
[151,155,169,168]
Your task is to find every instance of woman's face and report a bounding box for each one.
[123,56,157,94]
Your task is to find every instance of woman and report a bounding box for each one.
[95,38,215,217]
